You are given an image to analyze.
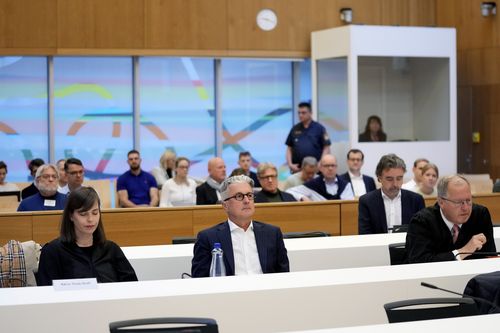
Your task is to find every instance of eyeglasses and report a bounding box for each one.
[259,174,277,181]
[440,197,473,207]
[224,192,255,202]
[40,174,57,180]
[322,164,337,168]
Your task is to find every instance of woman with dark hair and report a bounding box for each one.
[359,115,387,142]
[37,187,137,286]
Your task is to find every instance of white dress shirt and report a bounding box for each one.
[159,178,197,207]
[324,177,355,200]
[381,190,402,231]
[228,220,263,275]
[348,171,367,197]
[402,179,417,190]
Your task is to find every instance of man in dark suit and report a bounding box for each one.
[339,149,376,198]
[358,154,425,234]
[254,162,296,203]
[196,157,226,205]
[406,175,495,263]
[191,175,289,277]
[299,154,354,200]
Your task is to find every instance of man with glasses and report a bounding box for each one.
[358,154,425,234]
[285,102,331,173]
[293,154,354,201]
[191,175,289,277]
[61,157,85,193]
[254,162,296,203]
[339,149,376,197]
[406,175,495,263]
[18,164,67,211]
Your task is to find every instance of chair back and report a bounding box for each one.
[109,317,218,333]
[388,242,407,265]
[384,297,478,323]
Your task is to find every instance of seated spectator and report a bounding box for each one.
[117,150,159,207]
[254,163,296,203]
[282,156,318,191]
[291,154,354,201]
[37,187,138,285]
[191,175,289,277]
[60,157,85,194]
[236,151,261,187]
[151,150,176,190]
[358,154,425,234]
[339,149,376,197]
[0,161,19,192]
[21,158,45,199]
[402,158,429,190]
[358,115,387,142]
[406,175,496,263]
[56,159,69,194]
[196,157,226,205]
[17,164,67,211]
[159,157,197,207]
[413,163,439,197]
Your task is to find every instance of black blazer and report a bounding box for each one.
[339,172,376,194]
[406,203,496,263]
[358,189,425,234]
[254,189,297,203]
[303,175,350,200]
[191,221,290,277]
[196,182,219,205]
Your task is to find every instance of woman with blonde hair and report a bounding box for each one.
[415,163,439,197]
[151,150,176,189]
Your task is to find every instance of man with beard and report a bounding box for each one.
[358,154,425,234]
[117,150,158,207]
[17,164,67,211]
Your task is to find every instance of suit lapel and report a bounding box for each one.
[217,222,235,275]
[253,222,268,273]
[376,190,388,232]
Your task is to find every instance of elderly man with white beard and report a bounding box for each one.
[18,164,68,211]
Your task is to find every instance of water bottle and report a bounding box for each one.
[209,243,226,277]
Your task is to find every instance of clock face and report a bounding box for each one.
[256,9,278,31]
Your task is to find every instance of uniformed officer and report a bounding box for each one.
[285,102,331,173]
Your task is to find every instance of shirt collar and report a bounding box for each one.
[323,176,338,185]
[440,208,460,232]
[228,219,254,232]
[348,171,362,180]
[381,190,401,201]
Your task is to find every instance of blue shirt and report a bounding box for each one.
[17,192,67,212]
[116,170,157,205]
[285,120,331,165]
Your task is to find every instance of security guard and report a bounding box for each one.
[285,102,331,173]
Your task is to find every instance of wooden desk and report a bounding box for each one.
[1,259,499,333]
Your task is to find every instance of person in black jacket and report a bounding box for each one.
[37,187,137,286]
[406,175,496,263]
[254,162,296,203]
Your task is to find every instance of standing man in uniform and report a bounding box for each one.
[285,102,331,173]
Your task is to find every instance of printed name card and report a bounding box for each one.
[53,278,98,291]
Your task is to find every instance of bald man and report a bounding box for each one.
[196,157,227,205]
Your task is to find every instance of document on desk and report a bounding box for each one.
[53,278,98,291]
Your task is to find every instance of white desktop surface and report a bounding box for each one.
[1,259,500,333]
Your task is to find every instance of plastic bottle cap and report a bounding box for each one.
[214,243,221,249]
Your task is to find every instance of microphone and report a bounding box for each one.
[421,281,500,313]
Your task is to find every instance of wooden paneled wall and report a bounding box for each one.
[436,0,500,180]
[0,0,436,56]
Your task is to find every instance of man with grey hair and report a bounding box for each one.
[18,164,68,211]
[358,154,425,234]
[255,162,296,203]
[191,175,289,277]
[406,175,495,263]
[282,156,318,190]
